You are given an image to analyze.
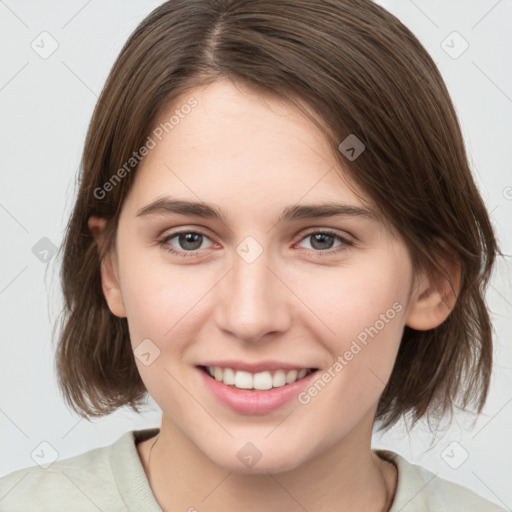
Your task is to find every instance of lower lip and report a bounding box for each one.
[197,367,318,415]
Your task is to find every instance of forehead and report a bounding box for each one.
[124,79,371,218]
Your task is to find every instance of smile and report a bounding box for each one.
[201,366,316,391]
[197,364,320,415]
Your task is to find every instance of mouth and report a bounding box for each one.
[198,365,318,391]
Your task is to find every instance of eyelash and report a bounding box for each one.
[157,229,354,258]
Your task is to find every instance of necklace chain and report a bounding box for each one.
[147,433,160,483]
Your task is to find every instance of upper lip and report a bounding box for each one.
[198,360,316,373]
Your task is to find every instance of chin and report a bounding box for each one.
[203,438,314,475]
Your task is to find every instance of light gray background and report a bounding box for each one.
[1,0,511,508]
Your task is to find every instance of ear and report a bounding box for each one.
[405,256,460,331]
[88,216,127,318]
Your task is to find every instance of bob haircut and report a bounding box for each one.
[56,0,498,431]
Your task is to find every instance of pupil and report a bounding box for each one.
[180,233,202,250]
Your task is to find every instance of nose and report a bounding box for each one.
[214,244,292,344]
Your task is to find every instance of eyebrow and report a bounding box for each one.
[136,197,376,223]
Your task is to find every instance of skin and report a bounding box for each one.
[89,79,456,512]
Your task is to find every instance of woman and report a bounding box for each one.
[0,1,504,510]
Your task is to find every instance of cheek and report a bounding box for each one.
[118,244,205,340]
[290,256,407,342]
[291,256,408,399]
[117,250,209,409]
[117,248,224,400]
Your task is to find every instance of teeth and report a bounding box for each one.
[223,367,236,385]
[253,371,273,390]
[285,369,297,384]
[272,369,286,388]
[235,370,253,389]
[297,369,307,379]
[205,366,312,390]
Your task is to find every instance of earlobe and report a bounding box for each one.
[88,216,127,318]
[405,260,460,331]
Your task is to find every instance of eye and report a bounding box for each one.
[158,230,213,257]
[296,230,353,255]
[157,228,354,259]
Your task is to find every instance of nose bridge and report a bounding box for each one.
[216,239,289,342]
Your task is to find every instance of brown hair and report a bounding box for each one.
[55,0,498,430]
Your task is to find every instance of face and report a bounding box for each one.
[102,79,418,473]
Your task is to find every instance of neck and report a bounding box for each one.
[138,414,396,512]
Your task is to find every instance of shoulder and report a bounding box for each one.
[375,449,507,512]
[0,429,159,512]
